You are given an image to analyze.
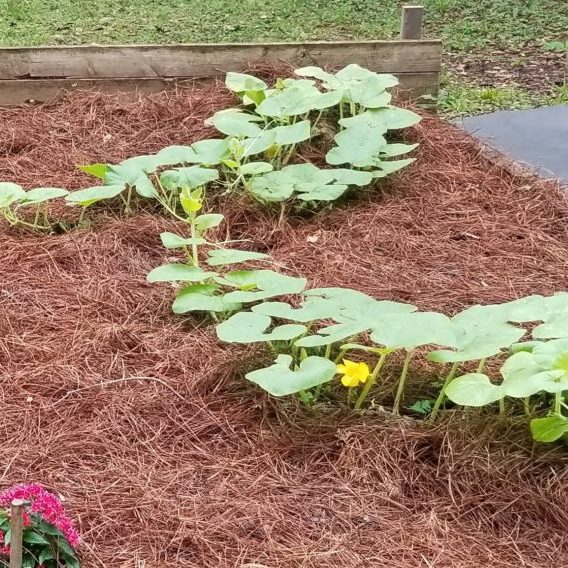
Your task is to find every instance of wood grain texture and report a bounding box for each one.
[0,72,439,106]
[0,41,441,79]
[0,40,441,106]
[400,6,424,40]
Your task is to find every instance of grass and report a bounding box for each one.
[0,0,566,50]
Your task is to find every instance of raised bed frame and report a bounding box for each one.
[0,6,442,106]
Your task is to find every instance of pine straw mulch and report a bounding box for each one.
[1,85,568,568]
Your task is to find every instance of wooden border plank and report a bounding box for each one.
[0,40,441,79]
[0,72,439,106]
[400,6,424,40]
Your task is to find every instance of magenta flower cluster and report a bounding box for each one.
[0,483,80,547]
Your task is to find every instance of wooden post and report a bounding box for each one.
[400,5,424,40]
[9,500,24,568]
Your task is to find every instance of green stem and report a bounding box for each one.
[189,212,199,267]
[429,361,460,421]
[523,396,531,417]
[324,344,332,360]
[499,398,505,415]
[5,209,51,230]
[334,348,348,365]
[555,392,563,415]
[125,185,133,214]
[392,349,415,415]
[78,207,86,224]
[33,204,41,226]
[354,352,388,410]
[476,358,487,373]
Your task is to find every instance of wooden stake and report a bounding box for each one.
[400,5,424,40]
[9,500,24,568]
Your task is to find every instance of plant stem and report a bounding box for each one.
[189,212,199,267]
[354,351,388,410]
[324,344,332,360]
[392,349,415,415]
[78,207,86,224]
[555,392,563,415]
[523,396,531,417]
[429,361,460,421]
[33,204,41,226]
[499,398,505,415]
[476,358,487,373]
[334,348,348,364]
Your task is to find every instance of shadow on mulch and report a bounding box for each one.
[0,84,567,568]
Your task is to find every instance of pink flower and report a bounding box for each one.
[0,544,10,556]
[0,484,80,548]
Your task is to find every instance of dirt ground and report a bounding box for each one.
[0,86,567,567]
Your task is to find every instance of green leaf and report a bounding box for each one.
[159,232,207,249]
[104,155,161,197]
[345,75,393,108]
[157,139,230,166]
[240,162,274,176]
[206,249,269,266]
[533,314,568,339]
[172,284,240,313]
[146,263,217,283]
[23,530,50,545]
[78,163,107,179]
[246,354,336,396]
[256,87,320,117]
[38,548,55,563]
[21,187,69,204]
[252,300,340,322]
[242,131,277,157]
[326,126,387,167]
[408,399,433,415]
[160,166,218,190]
[205,109,264,137]
[330,169,373,186]
[223,269,307,303]
[500,351,548,397]
[225,72,267,93]
[530,415,568,443]
[250,163,349,203]
[445,373,504,406]
[22,557,35,568]
[216,312,307,343]
[0,182,26,207]
[362,107,421,130]
[380,143,420,157]
[370,311,456,349]
[194,213,224,234]
[65,184,124,207]
[273,121,311,146]
[372,158,415,177]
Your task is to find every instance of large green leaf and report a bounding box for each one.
[206,249,269,266]
[240,162,274,176]
[273,121,311,146]
[294,321,366,347]
[427,315,525,363]
[370,311,456,349]
[0,182,26,207]
[65,184,125,207]
[530,415,568,443]
[195,213,225,233]
[325,125,387,167]
[380,143,420,157]
[533,315,568,339]
[252,300,341,322]
[160,166,219,190]
[246,354,336,396]
[146,263,217,283]
[225,72,267,93]
[216,312,306,343]
[500,351,548,397]
[104,155,161,197]
[250,163,348,202]
[159,232,207,249]
[362,107,421,130]
[445,373,504,406]
[172,284,240,313]
[372,158,416,177]
[223,269,307,303]
[532,338,568,369]
[157,139,230,166]
[345,75,393,108]
[205,110,264,137]
[21,187,69,204]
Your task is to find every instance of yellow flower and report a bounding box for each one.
[336,359,370,388]
[180,187,203,214]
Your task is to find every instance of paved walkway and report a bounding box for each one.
[459,105,568,184]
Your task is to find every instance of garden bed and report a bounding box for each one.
[1,84,567,567]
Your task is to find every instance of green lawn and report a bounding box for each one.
[0,0,566,51]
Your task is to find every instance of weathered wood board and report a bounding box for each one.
[0,40,442,106]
